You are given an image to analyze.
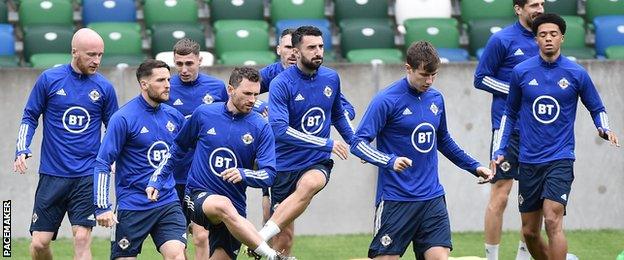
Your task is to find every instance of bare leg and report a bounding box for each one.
[71,225,92,260]
[30,231,54,260]
[543,199,567,260]
[521,211,548,260]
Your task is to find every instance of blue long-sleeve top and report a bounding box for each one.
[494,55,611,164]
[93,95,185,214]
[350,78,481,205]
[474,21,538,129]
[268,65,355,171]
[165,73,228,184]
[260,62,356,120]
[148,102,276,216]
[16,64,118,178]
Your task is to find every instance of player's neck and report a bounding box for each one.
[518,19,532,32]
[296,63,316,75]
[540,51,560,63]
[226,101,242,115]
[140,93,159,108]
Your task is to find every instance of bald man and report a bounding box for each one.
[14,28,119,260]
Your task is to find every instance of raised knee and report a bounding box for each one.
[192,231,208,246]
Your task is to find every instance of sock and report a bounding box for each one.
[254,241,277,258]
[485,243,499,260]
[259,220,281,241]
[516,240,531,260]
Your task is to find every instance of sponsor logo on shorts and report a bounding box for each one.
[118,237,130,250]
[500,161,511,172]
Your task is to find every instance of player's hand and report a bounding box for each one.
[393,157,412,173]
[221,168,243,184]
[332,140,349,160]
[598,128,620,147]
[96,211,118,228]
[145,186,159,201]
[13,154,29,174]
[476,166,494,184]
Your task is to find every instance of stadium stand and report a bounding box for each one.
[150,23,205,57]
[594,15,624,56]
[19,0,73,32]
[82,0,137,25]
[89,22,145,67]
[209,0,264,23]
[23,25,73,63]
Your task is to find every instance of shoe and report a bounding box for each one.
[243,245,262,260]
[275,251,297,260]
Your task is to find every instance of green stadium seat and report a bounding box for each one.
[346,49,403,64]
[560,16,595,60]
[395,0,452,28]
[150,23,205,57]
[89,22,144,67]
[213,20,270,57]
[219,51,276,65]
[404,18,460,49]
[544,0,578,16]
[270,0,324,25]
[23,25,73,62]
[586,0,624,23]
[209,0,263,23]
[0,1,8,23]
[460,0,515,23]
[605,45,624,60]
[19,0,73,32]
[467,18,515,56]
[101,54,145,67]
[340,22,395,56]
[334,0,389,28]
[143,0,198,29]
[561,48,595,60]
[30,53,72,68]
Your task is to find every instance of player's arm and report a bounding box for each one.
[13,74,48,173]
[93,114,126,226]
[340,93,356,121]
[222,123,277,187]
[492,70,523,162]
[578,71,619,147]
[268,79,334,152]
[147,108,201,197]
[474,36,511,95]
[101,82,119,128]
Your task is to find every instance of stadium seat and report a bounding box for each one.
[23,25,73,62]
[605,45,624,60]
[466,18,515,56]
[339,22,395,57]
[334,0,389,29]
[593,15,624,56]
[19,0,73,32]
[270,0,325,25]
[82,0,136,25]
[0,23,14,56]
[0,1,8,23]
[213,20,272,59]
[143,0,198,29]
[30,53,72,68]
[437,48,470,62]
[213,19,269,32]
[395,0,452,28]
[543,0,578,16]
[155,51,215,66]
[209,0,263,23]
[560,16,595,60]
[219,51,276,65]
[89,22,145,66]
[150,23,205,57]
[404,18,460,49]
[346,49,403,64]
[460,0,515,23]
[586,0,624,23]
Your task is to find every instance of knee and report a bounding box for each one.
[165,252,186,260]
[487,194,509,212]
[205,196,236,220]
[192,230,208,246]
[521,227,540,241]
[73,230,92,248]
[543,214,562,233]
[30,237,51,253]
[296,179,323,198]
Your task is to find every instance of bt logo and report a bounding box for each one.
[147,141,170,168]
[532,95,560,124]
[62,106,91,133]
[301,107,326,135]
[411,123,436,153]
[209,147,238,176]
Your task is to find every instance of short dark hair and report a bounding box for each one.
[229,67,260,88]
[280,28,296,38]
[513,0,529,8]
[406,41,440,73]
[173,38,200,56]
[136,59,170,82]
[531,13,566,36]
[291,26,322,47]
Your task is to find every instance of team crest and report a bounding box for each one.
[242,133,254,145]
[118,237,130,250]
[166,121,175,132]
[500,161,511,172]
[198,192,207,199]
[430,103,439,115]
[89,89,101,102]
[380,234,392,247]
[203,93,214,104]
[323,86,332,98]
[518,194,524,206]
[558,78,570,89]
[32,213,38,223]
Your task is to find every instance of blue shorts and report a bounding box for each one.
[369,196,452,259]
[111,202,187,259]
[490,129,520,182]
[175,184,191,226]
[30,174,96,239]
[518,159,574,213]
[262,187,270,197]
[187,190,241,260]
[270,159,334,212]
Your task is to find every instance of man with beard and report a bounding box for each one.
[351,40,494,260]
[493,13,619,259]
[94,59,187,259]
[258,26,354,256]
[166,38,228,260]
[147,67,291,260]
[473,1,544,259]
[14,28,118,260]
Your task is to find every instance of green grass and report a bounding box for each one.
[7,230,624,259]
